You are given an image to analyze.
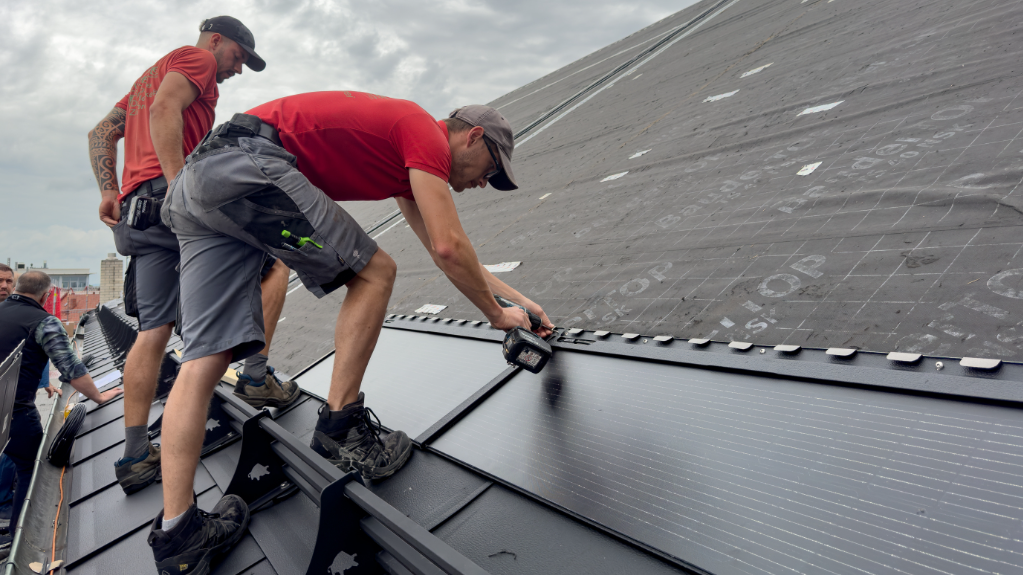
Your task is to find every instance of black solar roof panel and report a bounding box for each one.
[433,484,691,575]
[432,350,1023,574]
[69,402,162,465]
[69,445,127,505]
[295,328,509,439]
[65,488,269,575]
[76,397,130,436]
[66,466,216,566]
[245,492,320,575]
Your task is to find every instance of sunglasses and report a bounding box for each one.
[482,136,502,180]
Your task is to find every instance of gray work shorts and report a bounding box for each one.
[162,129,377,363]
[113,183,280,333]
[112,184,179,332]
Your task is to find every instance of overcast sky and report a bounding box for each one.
[0,0,694,279]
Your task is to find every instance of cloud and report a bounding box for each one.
[0,223,114,275]
[0,0,693,275]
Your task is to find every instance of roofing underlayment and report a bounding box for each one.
[8,0,1023,573]
[279,0,1023,370]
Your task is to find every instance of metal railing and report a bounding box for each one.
[216,387,490,575]
[0,341,24,455]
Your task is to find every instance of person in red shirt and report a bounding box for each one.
[153,92,553,569]
[86,17,298,510]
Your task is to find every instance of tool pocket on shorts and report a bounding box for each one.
[188,148,269,213]
[218,187,317,252]
[123,257,139,318]
[112,218,138,256]
[267,236,343,284]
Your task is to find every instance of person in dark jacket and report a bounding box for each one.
[0,271,122,535]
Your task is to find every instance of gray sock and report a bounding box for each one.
[161,511,184,532]
[242,353,269,385]
[124,425,149,460]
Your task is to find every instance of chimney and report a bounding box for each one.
[100,253,124,304]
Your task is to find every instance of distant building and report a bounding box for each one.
[100,253,123,304]
[35,268,91,290]
[9,261,92,289]
[63,288,102,328]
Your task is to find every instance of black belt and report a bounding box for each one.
[121,176,168,209]
[135,175,168,196]
[211,113,281,145]
[192,114,282,158]
[254,122,280,144]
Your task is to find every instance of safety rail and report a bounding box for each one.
[216,386,490,575]
[94,304,179,404]
[0,341,25,452]
[95,304,137,369]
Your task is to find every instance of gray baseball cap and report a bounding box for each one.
[448,105,518,190]
[200,16,266,72]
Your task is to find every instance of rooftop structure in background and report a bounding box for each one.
[8,261,92,290]
[36,269,91,290]
[99,253,122,304]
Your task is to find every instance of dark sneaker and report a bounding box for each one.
[148,495,250,575]
[233,366,300,409]
[114,442,161,495]
[310,393,412,480]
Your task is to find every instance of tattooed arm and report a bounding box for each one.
[88,107,127,227]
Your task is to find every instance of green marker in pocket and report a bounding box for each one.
[282,229,323,249]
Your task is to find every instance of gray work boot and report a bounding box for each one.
[309,393,413,480]
[233,366,300,409]
[114,442,161,495]
[148,495,250,575]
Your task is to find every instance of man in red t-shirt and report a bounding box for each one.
[86,15,294,534]
[155,92,553,561]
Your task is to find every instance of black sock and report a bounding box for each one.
[315,394,364,436]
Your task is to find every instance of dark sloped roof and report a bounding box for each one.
[276,0,1023,375]
[50,301,1023,575]
[55,302,694,575]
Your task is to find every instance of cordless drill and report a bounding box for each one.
[495,295,552,374]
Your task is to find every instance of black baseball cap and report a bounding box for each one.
[448,105,518,190]
[199,16,266,72]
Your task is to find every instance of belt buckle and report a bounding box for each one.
[212,123,233,138]
[121,190,135,212]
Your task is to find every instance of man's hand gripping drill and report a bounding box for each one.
[493,295,554,373]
